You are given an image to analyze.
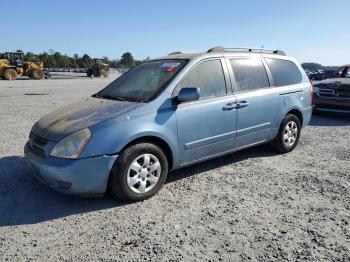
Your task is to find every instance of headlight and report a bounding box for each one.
[50,128,91,159]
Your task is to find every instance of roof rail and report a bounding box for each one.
[168,51,182,55]
[207,46,286,56]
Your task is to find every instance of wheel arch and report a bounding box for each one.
[286,108,303,126]
[4,66,17,71]
[120,135,175,171]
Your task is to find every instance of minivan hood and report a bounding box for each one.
[32,97,142,141]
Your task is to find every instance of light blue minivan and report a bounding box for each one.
[24,47,312,201]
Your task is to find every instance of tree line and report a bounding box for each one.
[301,62,340,71]
[15,49,146,69]
[13,51,341,72]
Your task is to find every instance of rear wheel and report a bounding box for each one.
[271,114,301,153]
[3,68,17,80]
[109,142,169,201]
[30,68,44,80]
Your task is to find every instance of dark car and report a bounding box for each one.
[309,70,336,81]
[312,65,350,114]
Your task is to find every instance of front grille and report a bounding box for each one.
[30,132,48,145]
[318,88,336,97]
[318,87,350,98]
[29,132,48,158]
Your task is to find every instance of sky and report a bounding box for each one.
[2,0,349,65]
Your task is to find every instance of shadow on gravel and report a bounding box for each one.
[0,156,124,227]
[168,144,277,183]
[309,114,350,127]
[1,145,277,226]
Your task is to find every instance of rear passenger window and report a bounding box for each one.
[179,60,227,100]
[265,58,302,86]
[230,59,270,92]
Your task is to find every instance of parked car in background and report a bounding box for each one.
[24,46,312,201]
[308,69,336,81]
[312,65,350,114]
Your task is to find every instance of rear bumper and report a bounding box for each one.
[313,96,350,114]
[313,107,350,114]
[24,143,118,196]
[301,106,313,127]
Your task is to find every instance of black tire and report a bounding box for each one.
[271,114,301,153]
[109,142,169,201]
[31,68,44,80]
[3,68,17,80]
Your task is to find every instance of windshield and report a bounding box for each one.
[95,59,187,102]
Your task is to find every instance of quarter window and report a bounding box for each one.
[265,58,302,86]
[230,59,270,92]
[178,60,227,100]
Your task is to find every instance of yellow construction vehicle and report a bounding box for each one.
[87,59,110,77]
[0,52,45,80]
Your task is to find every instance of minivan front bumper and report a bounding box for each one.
[24,143,118,196]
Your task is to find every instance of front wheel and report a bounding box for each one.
[271,114,301,153]
[31,68,44,80]
[109,143,169,201]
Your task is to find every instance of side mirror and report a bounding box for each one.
[177,87,200,103]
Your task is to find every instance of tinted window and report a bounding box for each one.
[265,58,302,87]
[230,59,270,92]
[97,60,186,102]
[179,60,227,100]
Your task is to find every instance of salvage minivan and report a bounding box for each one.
[24,46,312,201]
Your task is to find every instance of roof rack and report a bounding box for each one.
[168,51,182,55]
[207,46,286,56]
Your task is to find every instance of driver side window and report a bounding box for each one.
[178,60,227,100]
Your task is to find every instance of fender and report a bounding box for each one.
[81,106,180,169]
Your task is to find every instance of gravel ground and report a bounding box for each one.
[0,76,349,262]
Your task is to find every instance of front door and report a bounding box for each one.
[175,59,237,165]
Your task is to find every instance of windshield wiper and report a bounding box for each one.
[95,94,128,102]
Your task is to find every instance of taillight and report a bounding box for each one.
[310,80,314,105]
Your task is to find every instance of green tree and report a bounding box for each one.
[54,52,63,67]
[101,56,110,64]
[121,52,135,68]
[301,63,323,71]
[24,52,36,61]
[81,54,93,68]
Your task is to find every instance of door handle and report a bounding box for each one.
[237,101,249,109]
[223,102,238,110]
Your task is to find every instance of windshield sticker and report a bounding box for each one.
[166,66,176,72]
[161,62,181,68]
[162,62,181,72]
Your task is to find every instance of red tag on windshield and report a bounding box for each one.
[166,66,175,72]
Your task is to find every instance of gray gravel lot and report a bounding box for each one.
[0,76,349,261]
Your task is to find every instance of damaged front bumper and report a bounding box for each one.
[24,142,118,196]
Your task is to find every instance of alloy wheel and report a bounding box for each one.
[127,153,161,194]
[283,121,298,146]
